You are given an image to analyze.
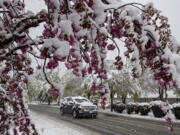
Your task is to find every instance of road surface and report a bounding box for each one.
[29,105,180,135]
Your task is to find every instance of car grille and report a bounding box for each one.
[84,106,96,111]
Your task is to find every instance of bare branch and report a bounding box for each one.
[43,57,53,86]
[27,51,40,59]
[104,3,145,12]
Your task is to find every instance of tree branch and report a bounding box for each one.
[0,10,46,48]
[43,57,53,86]
[0,10,9,13]
[4,40,44,57]
[104,3,145,12]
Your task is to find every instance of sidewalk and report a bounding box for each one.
[30,110,100,135]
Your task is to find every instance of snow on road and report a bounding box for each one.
[30,111,98,135]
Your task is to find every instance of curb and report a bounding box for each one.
[98,110,180,124]
[98,110,121,117]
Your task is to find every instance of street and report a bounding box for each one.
[29,105,180,135]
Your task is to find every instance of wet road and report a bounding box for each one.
[29,105,180,135]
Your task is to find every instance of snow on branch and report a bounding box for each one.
[0,10,46,48]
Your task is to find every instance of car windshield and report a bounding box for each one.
[74,98,89,103]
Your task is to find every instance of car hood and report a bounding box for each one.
[79,102,95,107]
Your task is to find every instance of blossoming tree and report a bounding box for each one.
[0,0,180,134]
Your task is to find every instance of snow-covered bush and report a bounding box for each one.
[126,102,137,114]
[172,103,180,119]
[138,103,150,115]
[150,100,167,118]
[134,104,140,114]
[113,103,126,113]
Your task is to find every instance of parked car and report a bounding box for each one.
[113,100,121,105]
[60,96,98,118]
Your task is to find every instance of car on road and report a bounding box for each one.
[60,96,98,118]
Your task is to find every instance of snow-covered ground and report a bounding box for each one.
[30,111,99,135]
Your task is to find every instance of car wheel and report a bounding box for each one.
[72,110,78,118]
[92,114,97,118]
[60,108,64,115]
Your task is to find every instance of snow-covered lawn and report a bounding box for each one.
[30,111,97,135]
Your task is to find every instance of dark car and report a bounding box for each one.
[60,96,98,118]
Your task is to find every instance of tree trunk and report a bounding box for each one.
[48,97,51,105]
[122,95,127,104]
[57,92,61,105]
[164,84,168,101]
[159,87,164,101]
[87,92,91,100]
[110,92,114,112]
[48,100,51,105]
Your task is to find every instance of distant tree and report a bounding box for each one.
[108,68,140,104]
[81,75,95,99]
[137,69,165,100]
[173,88,180,97]
[63,76,83,97]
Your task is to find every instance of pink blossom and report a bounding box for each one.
[70,49,78,58]
[37,65,41,70]
[46,60,58,69]
[165,117,172,123]
[58,33,63,40]
[39,56,45,59]
[107,44,115,50]
[88,67,92,73]
[69,35,75,46]
[53,55,65,62]
[85,0,93,7]
[172,80,177,87]
[83,55,90,63]
[43,26,57,38]
[23,78,28,84]
[101,42,107,48]
[2,67,10,74]
[100,97,106,109]
[21,48,27,54]
[65,63,72,69]
[91,82,97,92]
[111,25,122,38]
[26,67,33,75]
[81,68,87,77]
[16,38,28,45]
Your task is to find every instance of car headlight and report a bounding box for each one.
[78,105,84,109]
